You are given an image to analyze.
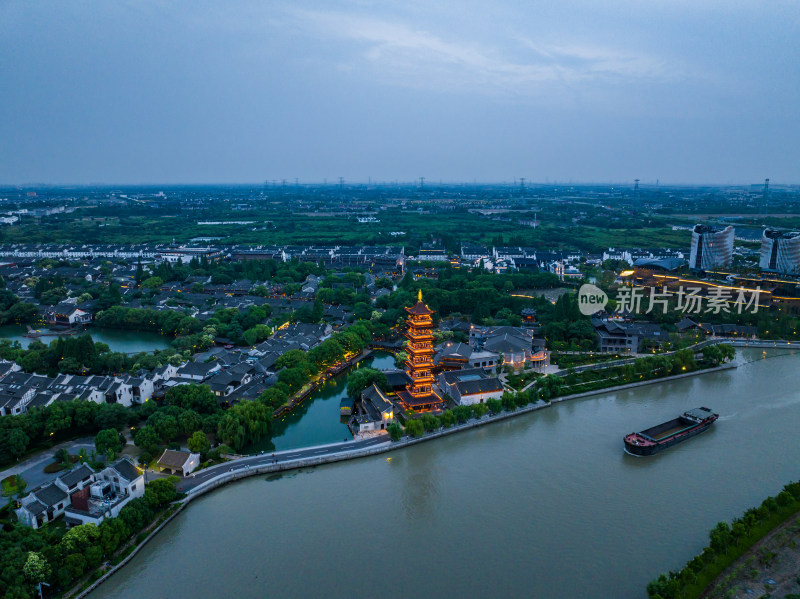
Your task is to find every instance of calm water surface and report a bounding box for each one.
[0,324,171,353]
[91,349,800,599]
[246,351,397,452]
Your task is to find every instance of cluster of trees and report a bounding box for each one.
[386,268,558,324]
[0,334,185,377]
[32,274,69,306]
[0,477,180,598]
[144,256,326,288]
[0,401,135,466]
[257,322,376,410]
[372,267,594,346]
[399,391,544,439]
[541,293,598,350]
[94,305,274,349]
[346,368,388,398]
[204,305,273,346]
[94,306,202,337]
[132,384,271,457]
[0,277,38,325]
[647,480,800,599]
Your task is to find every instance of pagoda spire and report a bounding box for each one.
[398,290,444,412]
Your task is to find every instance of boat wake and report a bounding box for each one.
[623,448,645,457]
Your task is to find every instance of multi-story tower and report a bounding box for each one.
[689,224,734,271]
[760,229,800,275]
[399,290,444,412]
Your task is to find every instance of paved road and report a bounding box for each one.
[174,436,390,493]
[0,437,96,489]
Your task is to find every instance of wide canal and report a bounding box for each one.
[90,349,800,599]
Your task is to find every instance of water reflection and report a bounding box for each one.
[400,447,442,521]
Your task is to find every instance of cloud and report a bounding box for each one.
[288,8,681,95]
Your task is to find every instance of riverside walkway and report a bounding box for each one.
[176,436,390,495]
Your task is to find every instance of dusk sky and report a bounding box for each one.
[1,0,798,185]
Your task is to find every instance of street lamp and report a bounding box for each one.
[37,581,50,599]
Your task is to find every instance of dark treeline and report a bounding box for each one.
[0,477,180,599]
[143,256,326,287]
[0,334,184,377]
[647,480,800,599]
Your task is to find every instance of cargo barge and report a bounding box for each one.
[624,407,718,456]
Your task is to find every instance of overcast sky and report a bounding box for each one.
[1,0,798,185]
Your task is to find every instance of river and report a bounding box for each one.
[89,349,800,599]
[0,324,172,353]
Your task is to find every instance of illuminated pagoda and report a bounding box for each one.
[397,290,445,412]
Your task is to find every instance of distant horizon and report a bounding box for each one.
[0,179,795,189]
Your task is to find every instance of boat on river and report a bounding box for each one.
[624,407,718,456]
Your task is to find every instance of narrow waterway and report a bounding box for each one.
[90,350,800,599]
[246,351,397,453]
[0,324,172,353]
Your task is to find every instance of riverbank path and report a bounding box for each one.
[166,436,391,493]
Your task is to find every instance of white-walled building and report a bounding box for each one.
[690,224,734,270]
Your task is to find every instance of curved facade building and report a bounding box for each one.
[760,229,800,275]
[689,225,734,270]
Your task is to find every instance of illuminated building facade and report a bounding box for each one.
[397,290,445,412]
[760,229,800,275]
[689,224,734,270]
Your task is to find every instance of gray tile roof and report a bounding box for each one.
[25,499,47,516]
[57,463,94,488]
[34,483,68,507]
[455,378,504,395]
[157,449,192,469]
[110,457,139,482]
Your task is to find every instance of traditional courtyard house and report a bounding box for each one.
[417,244,449,262]
[65,458,145,527]
[16,463,93,529]
[102,379,135,406]
[122,375,155,402]
[434,341,500,372]
[176,361,222,382]
[382,370,413,394]
[592,318,666,353]
[353,383,395,433]
[207,368,253,399]
[437,368,504,406]
[15,484,69,529]
[156,449,201,476]
[461,244,491,262]
[46,301,92,327]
